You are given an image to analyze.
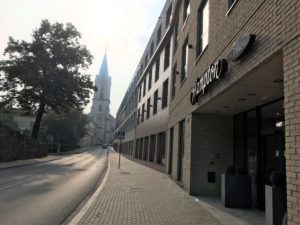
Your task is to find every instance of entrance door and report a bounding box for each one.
[177,120,185,182]
[168,128,174,175]
[257,132,285,210]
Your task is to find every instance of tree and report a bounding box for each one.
[42,110,89,146]
[0,20,95,140]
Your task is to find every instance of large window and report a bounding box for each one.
[197,0,209,56]
[173,19,179,52]
[148,70,152,90]
[137,108,140,125]
[172,64,177,99]
[166,5,172,27]
[138,86,142,102]
[141,103,145,122]
[183,0,190,22]
[181,38,189,83]
[155,56,160,82]
[157,25,162,45]
[147,97,151,119]
[228,0,237,9]
[162,79,169,108]
[153,90,158,115]
[164,40,170,70]
[143,79,146,97]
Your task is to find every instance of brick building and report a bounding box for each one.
[167,0,299,224]
[115,0,300,224]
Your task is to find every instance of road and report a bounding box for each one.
[0,147,107,225]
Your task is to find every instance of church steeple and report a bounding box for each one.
[98,52,109,77]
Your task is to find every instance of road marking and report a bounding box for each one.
[68,162,110,225]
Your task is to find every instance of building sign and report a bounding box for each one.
[227,34,256,62]
[190,59,228,105]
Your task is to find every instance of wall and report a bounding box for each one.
[190,113,233,196]
[0,123,47,161]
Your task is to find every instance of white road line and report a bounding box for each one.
[68,162,110,225]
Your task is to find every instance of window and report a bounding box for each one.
[164,40,170,70]
[162,79,169,108]
[228,0,237,9]
[153,90,158,115]
[172,64,177,99]
[148,70,152,90]
[155,56,160,82]
[166,5,172,27]
[143,79,146,97]
[183,0,190,22]
[141,104,145,122]
[157,25,162,44]
[197,0,209,56]
[173,19,179,52]
[100,92,104,99]
[181,38,189,83]
[99,105,102,112]
[150,42,154,57]
[144,53,148,68]
[147,97,151,119]
[138,86,142,102]
[137,108,140,125]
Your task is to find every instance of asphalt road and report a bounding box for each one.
[0,147,107,225]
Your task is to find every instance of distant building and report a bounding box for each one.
[90,52,115,145]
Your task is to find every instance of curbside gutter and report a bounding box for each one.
[67,159,110,225]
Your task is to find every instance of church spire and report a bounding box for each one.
[98,51,109,77]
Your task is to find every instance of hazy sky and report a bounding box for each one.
[0,0,166,117]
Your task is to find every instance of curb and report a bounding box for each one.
[68,162,110,225]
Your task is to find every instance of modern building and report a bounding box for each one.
[91,52,115,145]
[115,0,173,172]
[116,0,300,224]
[167,0,299,224]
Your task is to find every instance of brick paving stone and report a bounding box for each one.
[77,150,221,225]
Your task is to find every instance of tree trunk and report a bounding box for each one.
[31,98,46,140]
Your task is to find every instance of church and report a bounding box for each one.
[90,52,115,145]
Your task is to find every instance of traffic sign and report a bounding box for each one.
[115,131,125,139]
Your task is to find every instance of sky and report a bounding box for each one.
[0,0,166,117]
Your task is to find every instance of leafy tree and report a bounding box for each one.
[0,19,95,140]
[42,110,89,146]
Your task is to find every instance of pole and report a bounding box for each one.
[118,139,121,169]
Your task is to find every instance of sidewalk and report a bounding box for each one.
[73,150,222,225]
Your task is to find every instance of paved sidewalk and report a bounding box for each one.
[76,150,221,225]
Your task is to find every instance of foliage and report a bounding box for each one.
[0,113,19,130]
[0,19,95,139]
[42,110,90,146]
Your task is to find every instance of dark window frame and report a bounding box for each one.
[171,64,177,99]
[153,90,158,115]
[164,40,171,71]
[147,97,151,119]
[155,56,160,82]
[196,0,209,57]
[162,79,169,109]
[183,0,190,22]
[148,70,152,90]
[181,38,189,83]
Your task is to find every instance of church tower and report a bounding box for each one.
[91,52,112,145]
